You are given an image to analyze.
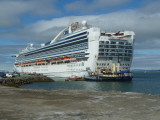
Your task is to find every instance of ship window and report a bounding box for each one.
[111,41,116,44]
[99,53,104,56]
[106,49,109,52]
[105,53,108,56]
[100,41,104,44]
[99,49,104,52]
[102,64,106,66]
[119,42,124,45]
[101,33,105,36]
[105,45,108,48]
[82,62,84,66]
[109,57,112,60]
[99,45,103,48]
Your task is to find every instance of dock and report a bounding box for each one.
[0,86,160,120]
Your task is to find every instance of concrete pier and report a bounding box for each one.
[0,86,160,120]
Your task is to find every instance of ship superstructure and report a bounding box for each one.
[13,21,135,81]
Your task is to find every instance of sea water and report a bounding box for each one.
[20,72,160,94]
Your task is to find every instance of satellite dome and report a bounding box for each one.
[41,44,45,47]
[30,43,34,47]
[82,20,87,26]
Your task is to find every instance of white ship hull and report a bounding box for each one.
[13,21,135,81]
[15,61,89,81]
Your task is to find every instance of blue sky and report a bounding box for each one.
[0,0,160,71]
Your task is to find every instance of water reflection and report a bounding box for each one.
[21,80,133,92]
[20,72,160,94]
[88,81,133,92]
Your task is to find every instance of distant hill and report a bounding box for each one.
[0,70,9,73]
[132,69,160,72]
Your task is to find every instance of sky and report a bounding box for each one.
[0,0,160,71]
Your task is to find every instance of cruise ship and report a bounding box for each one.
[13,21,135,81]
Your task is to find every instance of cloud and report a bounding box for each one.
[0,0,59,29]
[2,16,100,44]
[0,45,25,55]
[9,9,160,50]
[1,1,160,70]
[132,51,160,69]
[0,45,26,71]
[65,0,131,12]
[139,0,160,14]
[0,63,14,72]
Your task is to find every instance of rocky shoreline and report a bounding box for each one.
[0,74,54,87]
[0,85,160,120]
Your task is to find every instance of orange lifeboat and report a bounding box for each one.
[64,57,71,60]
[36,60,46,64]
[24,62,32,65]
[50,58,57,61]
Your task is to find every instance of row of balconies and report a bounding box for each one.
[99,49,132,54]
[99,41,132,46]
[99,46,132,49]
[22,45,88,61]
[98,53,132,57]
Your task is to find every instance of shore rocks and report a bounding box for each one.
[0,74,54,87]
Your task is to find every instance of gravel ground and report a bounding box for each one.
[0,85,160,120]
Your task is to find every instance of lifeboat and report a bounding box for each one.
[57,57,63,60]
[64,57,71,60]
[50,58,57,61]
[36,60,47,64]
[23,62,32,65]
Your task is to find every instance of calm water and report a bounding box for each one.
[20,72,160,94]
